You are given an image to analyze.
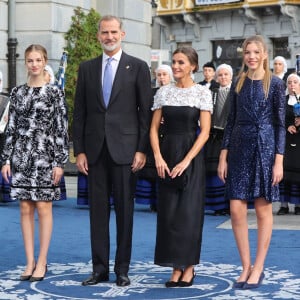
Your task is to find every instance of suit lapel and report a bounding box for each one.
[89,55,105,108]
[95,55,106,108]
[108,52,131,107]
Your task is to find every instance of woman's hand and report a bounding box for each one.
[288,125,297,134]
[1,165,11,183]
[272,154,283,186]
[155,155,170,179]
[272,164,283,186]
[217,149,228,183]
[170,158,191,178]
[53,167,64,186]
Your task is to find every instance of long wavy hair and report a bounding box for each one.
[235,35,272,98]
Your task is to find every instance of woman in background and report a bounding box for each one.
[44,65,55,85]
[273,56,288,83]
[205,63,232,216]
[277,73,300,215]
[1,44,68,282]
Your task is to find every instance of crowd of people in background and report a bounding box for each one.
[0,24,299,291]
[277,72,300,215]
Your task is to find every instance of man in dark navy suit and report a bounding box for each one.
[73,15,152,287]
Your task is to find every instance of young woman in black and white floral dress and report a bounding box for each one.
[1,44,68,282]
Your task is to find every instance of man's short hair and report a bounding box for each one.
[203,61,216,71]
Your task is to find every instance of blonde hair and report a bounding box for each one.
[235,35,272,98]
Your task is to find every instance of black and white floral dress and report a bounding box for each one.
[1,84,69,201]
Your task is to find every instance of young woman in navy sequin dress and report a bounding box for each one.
[218,36,286,289]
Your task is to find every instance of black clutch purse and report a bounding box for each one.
[159,173,188,190]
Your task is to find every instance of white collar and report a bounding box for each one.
[288,94,299,105]
[219,84,231,91]
[103,49,122,63]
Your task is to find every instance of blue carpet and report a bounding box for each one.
[0,198,299,299]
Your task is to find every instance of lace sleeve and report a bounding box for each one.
[152,84,213,112]
[196,85,213,113]
[152,85,167,110]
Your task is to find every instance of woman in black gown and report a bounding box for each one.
[218,35,286,289]
[150,47,212,287]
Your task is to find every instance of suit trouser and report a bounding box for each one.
[88,141,136,275]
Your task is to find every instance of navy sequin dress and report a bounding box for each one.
[1,84,69,201]
[222,76,286,202]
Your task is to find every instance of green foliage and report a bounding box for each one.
[64,7,102,138]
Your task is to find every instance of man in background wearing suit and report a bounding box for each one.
[198,61,220,91]
[73,15,153,287]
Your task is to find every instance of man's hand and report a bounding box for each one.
[131,152,146,173]
[76,153,88,175]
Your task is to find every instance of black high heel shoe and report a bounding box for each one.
[20,273,34,281]
[30,265,47,282]
[242,272,265,289]
[178,269,196,287]
[233,271,250,289]
[165,269,183,288]
[20,264,36,281]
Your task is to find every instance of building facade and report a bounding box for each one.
[0,0,152,92]
[152,0,300,81]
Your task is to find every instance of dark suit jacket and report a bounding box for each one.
[198,79,220,91]
[73,52,153,165]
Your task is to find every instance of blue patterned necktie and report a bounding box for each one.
[103,57,113,107]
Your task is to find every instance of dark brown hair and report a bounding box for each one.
[173,46,199,73]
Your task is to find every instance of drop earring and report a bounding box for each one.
[190,71,195,82]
